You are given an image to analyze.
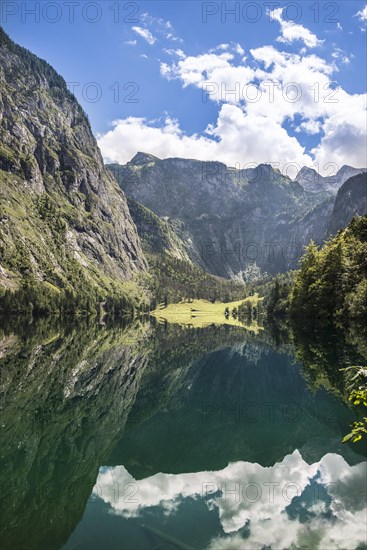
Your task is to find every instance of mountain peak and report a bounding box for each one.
[130,152,160,165]
[337,165,357,176]
[0,26,12,47]
[295,166,321,180]
[295,164,366,194]
[256,163,273,171]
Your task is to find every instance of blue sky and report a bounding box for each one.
[2,1,366,174]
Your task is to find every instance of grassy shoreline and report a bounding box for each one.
[150,295,263,331]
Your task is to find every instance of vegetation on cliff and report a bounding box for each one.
[265,215,367,324]
[0,27,147,315]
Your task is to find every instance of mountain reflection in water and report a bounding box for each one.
[0,317,366,550]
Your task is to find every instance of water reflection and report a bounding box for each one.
[0,317,366,550]
[82,451,366,550]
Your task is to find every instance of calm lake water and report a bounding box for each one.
[1,318,366,550]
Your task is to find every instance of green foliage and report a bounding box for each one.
[342,366,367,443]
[247,271,295,318]
[261,216,367,324]
[237,296,264,322]
[147,252,245,306]
[126,198,180,256]
[289,216,367,322]
[37,193,67,240]
[0,278,144,318]
[266,277,293,317]
[348,279,367,320]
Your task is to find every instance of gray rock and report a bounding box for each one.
[0,28,146,291]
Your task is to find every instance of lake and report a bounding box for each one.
[1,317,366,550]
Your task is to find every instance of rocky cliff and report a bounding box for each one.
[109,156,333,277]
[0,28,146,296]
[109,154,366,278]
[295,165,366,194]
[326,172,367,237]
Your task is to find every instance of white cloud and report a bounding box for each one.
[166,33,183,42]
[214,43,230,51]
[93,451,367,550]
[332,47,350,64]
[98,106,312,168]
[141,12,172,29]
[269,7,324,48]
[125,39,137,46]
[159,51,255,102]
[235,43,245,56]
[132,26,156,45]
[356,5,367,21]
[140,12,182,42]
[209,43,245,57]
[154,43,367,172]
[296,119,322,135]
[312,113,367,170]
[163,48,186,59]
[99,32,366,172]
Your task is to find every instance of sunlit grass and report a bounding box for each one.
[151,295,263,332]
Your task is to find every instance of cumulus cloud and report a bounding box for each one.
[269,7,324,48]
[132,26,156,45]
[93,451,367,550]
[100,16,366,173]
[99,41,366,172]
[159,48,256,106]
[312,116,367,169]
[157,44,366,172]
[98,106,312,168]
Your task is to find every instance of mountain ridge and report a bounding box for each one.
[109,154,366,279]
[295,164,366,194]
[0,27,147,306]
[326,173,367,237]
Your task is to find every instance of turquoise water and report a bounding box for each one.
[1,319,366,549]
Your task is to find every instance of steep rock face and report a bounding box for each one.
[110,155,366,278]
[109,156,328,277]
[295,165,366,194]
[326,173,367,237]
[0,28,146,291]
[126,197,197,264]
[289,195,335,249]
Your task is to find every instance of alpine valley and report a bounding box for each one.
[1,20,367,550]
[0,27,366,315]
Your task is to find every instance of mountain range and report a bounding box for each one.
[109,155,366,277]
[294,165,366,195]
[0,26,366,299]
